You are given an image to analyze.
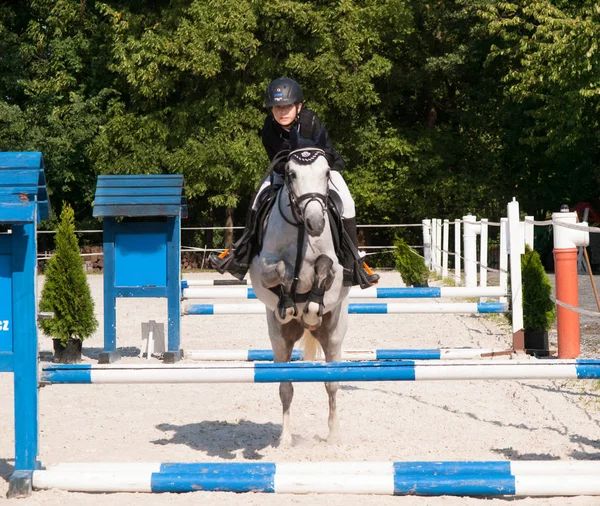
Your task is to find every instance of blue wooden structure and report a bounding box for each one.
[0,152,50,497]
[93,175,186,363]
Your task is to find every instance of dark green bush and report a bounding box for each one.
[393,236,429,287]
[521,245,556,331]
[39,203,98,347]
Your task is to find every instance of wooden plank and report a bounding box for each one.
[96,175,183,189]
[94,196,182,206]
[0,152,42,169]
[95,187,184,197]
[0,202,36,223]
[0,170,40,187]
[93,204,182,218]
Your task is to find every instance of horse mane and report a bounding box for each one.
[289,127,328,152]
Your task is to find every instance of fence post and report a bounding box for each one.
[422,219,431,270]
[479,218,488,294]
[507,199,524,351]
[463,214,479,288]
[442,219,449,280]
[454,219,461,286]
[499,217,508,304]
[553,208,589,358]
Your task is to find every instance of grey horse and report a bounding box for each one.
[250,129,350,445]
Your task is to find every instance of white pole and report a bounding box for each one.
[463,214,478,288]
[524,216,534,249]
[431,219,438,273]
[507,198,524,351]
[479,218,488,299]
[499,217,508,304]
[422,219,431,270]
[436,219,443,276]
[454,219,461,286]
[442,219,449,280]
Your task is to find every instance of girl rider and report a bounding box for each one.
[210,77,379,288]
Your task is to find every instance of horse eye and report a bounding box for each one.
[290,171,297,180]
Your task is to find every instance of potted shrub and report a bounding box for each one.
[393,236,429,287]
[39,203,98,363]
[521,245,556,357]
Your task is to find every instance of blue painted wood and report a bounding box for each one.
[0,352,14,372]
[0,202,37,224]
[0,152,50,222]
[115,286,169,298]
[167,216,181,353]
[93,175,186,218]
[12,223,39,472]
[96,175,184,188]
[0,152,43,168]
[0,237,13,353]
[103,219,117,353]
[93,205,184,218]
[95,187,184,197]
[95,174,186,356]
[114,222,167,288]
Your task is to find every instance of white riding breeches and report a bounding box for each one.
[252,170,356,219]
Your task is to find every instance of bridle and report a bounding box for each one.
[280,147,330,227]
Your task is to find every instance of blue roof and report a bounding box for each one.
[0,152,51,223]
[93,175,187,218]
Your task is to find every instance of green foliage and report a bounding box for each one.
[39,203,98,346]
[393,236,429,287]
[1,0,600,249]
[521,245,556,331]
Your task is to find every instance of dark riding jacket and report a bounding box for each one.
[261,108,346,173]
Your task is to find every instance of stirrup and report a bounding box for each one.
[209,249,233,274]
[209,249,248,280]
[363,262,380,285]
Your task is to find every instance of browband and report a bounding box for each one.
[288,147,325,166]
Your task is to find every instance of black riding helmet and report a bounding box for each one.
[265,77,303,108]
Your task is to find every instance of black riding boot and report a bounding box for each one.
[341,217,380,288]
[209,211,257,281]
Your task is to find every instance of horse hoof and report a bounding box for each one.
[327,432,340,444]
[279,433,294,447]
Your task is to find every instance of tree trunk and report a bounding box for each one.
[224,207,234,250]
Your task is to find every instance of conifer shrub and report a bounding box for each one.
[521,245,556,331]
[393,236,429,287]
[39,203,98,347]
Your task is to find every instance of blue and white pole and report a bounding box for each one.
[183,302,508,315]
[181,285,508,300]
[41,359,600,385]
[32,460,600,495]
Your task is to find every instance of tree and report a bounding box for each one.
[39,203,98,361]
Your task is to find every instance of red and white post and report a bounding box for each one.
[553,208,589,358]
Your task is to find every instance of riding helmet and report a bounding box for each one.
[265,77,303,107]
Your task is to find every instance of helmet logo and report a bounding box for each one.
[274,88,283,102]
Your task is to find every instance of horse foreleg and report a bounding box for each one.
[324,381,340,443]
[268,314,303,446]
[316,308,347,444]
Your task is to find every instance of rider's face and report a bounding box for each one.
[271,103,302,127]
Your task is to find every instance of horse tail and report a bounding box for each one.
[300,329,323,361]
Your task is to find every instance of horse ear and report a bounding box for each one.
[314,128,328,150]
[289,127,301,151]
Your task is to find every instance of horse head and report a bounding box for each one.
[285,128,330,236]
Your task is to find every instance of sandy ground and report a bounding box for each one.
[2,271,600,505]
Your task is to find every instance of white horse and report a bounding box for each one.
[250,128,350,445]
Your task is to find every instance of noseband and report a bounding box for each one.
[281,147,329,226]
